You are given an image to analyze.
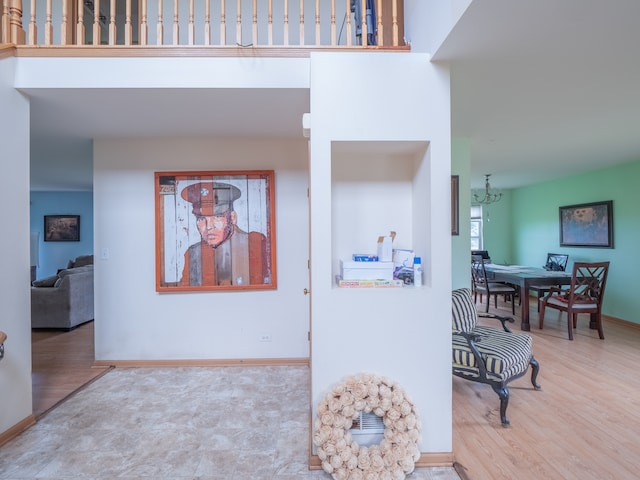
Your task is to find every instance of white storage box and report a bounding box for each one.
[340,260,394,280]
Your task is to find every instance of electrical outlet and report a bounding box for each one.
[259,334,272,342]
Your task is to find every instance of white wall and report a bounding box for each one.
[308,52,452,454]
[93,137,310,360]
[0,57,33,433]
[404,0,472,54]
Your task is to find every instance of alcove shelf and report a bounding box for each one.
[331,140,430,289]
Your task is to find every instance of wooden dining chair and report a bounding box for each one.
[539,261,610,340]
[471,255,517,314]
[530,253,569,310]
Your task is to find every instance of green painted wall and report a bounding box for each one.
[452,139,471,289]
[510,160,640,324]
[472,189,513,265]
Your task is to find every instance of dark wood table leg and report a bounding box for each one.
[520,281,531,331]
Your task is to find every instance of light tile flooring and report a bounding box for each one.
[0,366,460,479]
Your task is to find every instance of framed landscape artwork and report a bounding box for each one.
[44,215,80,242]
[559,200,613,248]
[154,170,277,292]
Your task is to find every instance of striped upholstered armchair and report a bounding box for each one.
[452,288,541,426]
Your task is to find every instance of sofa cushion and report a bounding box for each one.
[67,255,94,269]
[32,275,59,287]
[58,265,93,277]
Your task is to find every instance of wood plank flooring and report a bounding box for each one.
[453,296,640,480]
[31,321,111,419]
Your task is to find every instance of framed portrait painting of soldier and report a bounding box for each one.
[154,170,277,292]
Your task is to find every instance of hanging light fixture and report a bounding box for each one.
[474,174,502,205]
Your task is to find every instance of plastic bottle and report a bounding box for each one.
[414,257,423,287]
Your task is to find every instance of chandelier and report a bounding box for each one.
[474,174,502,205]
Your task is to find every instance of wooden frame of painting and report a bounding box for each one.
[155,170,277,292]
[451,175,459,236]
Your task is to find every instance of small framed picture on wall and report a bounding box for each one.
[44,215,80,242]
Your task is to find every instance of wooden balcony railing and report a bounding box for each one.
[0,0,406,51]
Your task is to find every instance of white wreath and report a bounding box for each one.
[313,372,421,480]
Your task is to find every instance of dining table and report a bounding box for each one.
[483,264,573,331]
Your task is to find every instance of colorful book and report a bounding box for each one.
[336,276,404,288]
[352,254,379,262]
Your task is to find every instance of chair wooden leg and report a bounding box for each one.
[536,290,543,311]
[539,302,546,329]
[530,357,541,389]
[492,385,510,426]
[567,313,574,340]
[595,314,605,339]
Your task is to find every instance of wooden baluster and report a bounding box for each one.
[172,0,178,44]
[360,0,367,46]
[219,0,225,45]
[376,0,382,46]
[156,0,163,45]
[267,0,272,45]
[235,0,241,46]
[188,0,194,45]
[203,0,210,45]
[9,0,25,44]
[76,0,85,45]
[28,0,36,45]
[2,0,9,44]
[45,0,52,45]
[392,0,398,46]
[344,0,350,46]
[298,0,303,45]
[125,0,132,45]
[140,0,148,45]
[61,0,70,45]
[92,0,100,45]
[283,0,288,45]
[314,0,319,45]
[109,0,116,45]
[329,0,335,46]
[251,0,257,46]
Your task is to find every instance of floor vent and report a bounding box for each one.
[350,411,385,447]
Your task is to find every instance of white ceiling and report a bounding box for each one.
[437,0,640,189]
[27,0,640,191]
[28,88,310,191]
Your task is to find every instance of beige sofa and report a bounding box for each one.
[31,264,94,330]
